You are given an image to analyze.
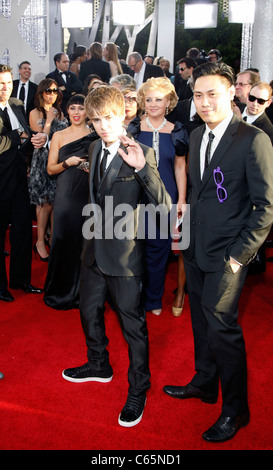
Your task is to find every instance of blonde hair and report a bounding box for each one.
[104,42,123,75]
[250,81,272,99]
[137,77,178,113]
[85,85,125,119]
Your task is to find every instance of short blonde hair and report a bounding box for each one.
[137,77,178,113]
[85,85,125,119]
[250,81,272,99]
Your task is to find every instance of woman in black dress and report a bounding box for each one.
[43,94,98,309]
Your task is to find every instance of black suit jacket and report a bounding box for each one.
[183,114,273,271]
[81,138,172,276]
[128,62,164,84]
[79,58,111,86]
[251,112,273,144]
[46,69,83,112]
[143,63,164,81]
[0,98,32,200]
[11,80,37,123]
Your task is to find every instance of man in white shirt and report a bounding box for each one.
[242,81,273,144]
[127,52,163,89]
[164,61,273,443]
[11,61,37,123]
[0,64,45,302]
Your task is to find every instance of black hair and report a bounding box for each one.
[192,61,235,87]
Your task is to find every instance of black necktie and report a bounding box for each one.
[243,116,247,122]
[2,107,12,130]
[19,83,25,103]
[204,131,215,171]
[100,149,110,179]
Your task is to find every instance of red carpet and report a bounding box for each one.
[1,230,273,452]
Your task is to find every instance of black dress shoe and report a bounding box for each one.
[163,383,217,404]
[202,410,250,442]
[118,393,147,427]
[0,289,14,302]
[9,283,43,294]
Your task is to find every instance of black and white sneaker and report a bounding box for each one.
[118,393,146,427]
[62,362,113,383]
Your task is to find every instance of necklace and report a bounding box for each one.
[145,116,167,166]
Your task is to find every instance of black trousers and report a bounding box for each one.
[0,178,32,290]
[79,262,151,396]
[184,257,249,417]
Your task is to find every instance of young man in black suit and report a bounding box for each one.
[164,62,273,442]
[46,53,83,113]
[11,61,37,124]
[0,64,45,302]
[62,85,171,427]
[242,81,273,144]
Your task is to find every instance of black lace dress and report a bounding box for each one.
[28,118,68,205]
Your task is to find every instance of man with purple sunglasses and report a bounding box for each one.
[164,62,273,443]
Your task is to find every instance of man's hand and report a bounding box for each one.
[118,135,146,171]
[31,132,47,149]
[230,257,241,273]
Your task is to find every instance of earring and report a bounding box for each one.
[165,106,169,115]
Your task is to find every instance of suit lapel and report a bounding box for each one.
[190,124,204,187]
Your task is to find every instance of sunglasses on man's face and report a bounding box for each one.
[248,94,269,105]
[44,88,58,95]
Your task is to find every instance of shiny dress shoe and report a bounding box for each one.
[163,383,217,404]
[9,282,43,294]
[202,410,250,442]
[172,292,185,317]
[118,393,146,427]
[0,289,14,302]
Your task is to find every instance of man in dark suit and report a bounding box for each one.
[46,53,83,113]
[11,61,37,123]
[62,85,172,427]
[0,64,44,302]
[176,57,196,100]
[127,52,164,89]
[79,42,111,86]
[163,62,273,442]
[242,81,273,143]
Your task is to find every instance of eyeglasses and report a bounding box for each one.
[124,97,137,103]
[44,88,58,95]
[235,82,249,87]
[213,166,227,203]
[179,67,187,72]
[129,61,139,69]
[248,94,269,105]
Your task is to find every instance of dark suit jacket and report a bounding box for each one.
[183,114,273,271]
[46,69,83,112]
[79,58,111,86]
[81,139,172,276]
[143,63,164,81]
[128,62,164,83]
[0,98,32,200]
[252,112,273,144]
[11,80,37,123]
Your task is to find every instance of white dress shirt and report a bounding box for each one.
[134,62,146,90]
[200,110,233,179]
